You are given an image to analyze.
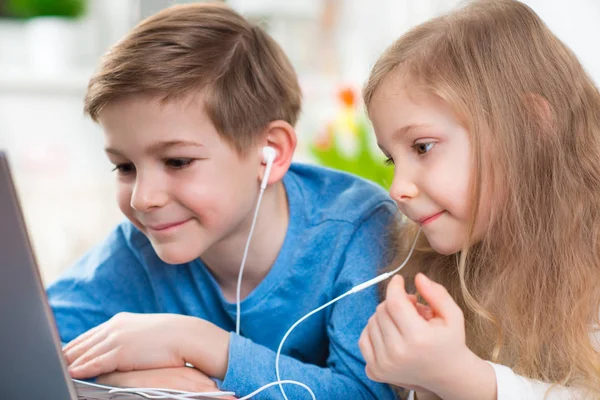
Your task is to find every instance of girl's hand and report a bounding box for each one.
[97,367,237,399]
[64,313,227,380]
[358,273,479,396]
[407,294,434,321]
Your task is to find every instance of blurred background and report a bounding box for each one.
[0,0,599,284]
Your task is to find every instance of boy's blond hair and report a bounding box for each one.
[84,3,301,155]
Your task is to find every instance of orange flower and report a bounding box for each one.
[338,87,356,108]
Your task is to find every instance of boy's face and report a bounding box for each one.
[99,93,262,265]
[369,73,491,255]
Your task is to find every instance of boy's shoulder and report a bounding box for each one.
[285,163,396,226]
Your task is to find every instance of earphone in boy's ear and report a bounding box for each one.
[260,146,276,189]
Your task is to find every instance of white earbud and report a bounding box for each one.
[260,146,276,189]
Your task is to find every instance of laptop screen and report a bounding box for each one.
[0,151,77,399]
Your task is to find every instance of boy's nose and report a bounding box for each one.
[130,176,168,211]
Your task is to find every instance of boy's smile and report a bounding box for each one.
[146,218,193,234]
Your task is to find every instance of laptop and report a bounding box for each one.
[0,151,82,399]
[0,151,234,399]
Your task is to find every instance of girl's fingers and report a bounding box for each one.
[365,365,379,382]
[386,275,427,336]
[415,302,434,320]
[358,328,376,366]
[366,314,387,361]
[375,301,402,341]
[407,293,434,320]
[414,273,463,324]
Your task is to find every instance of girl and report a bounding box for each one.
[358,0,600,399]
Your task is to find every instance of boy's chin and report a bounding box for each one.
[152,243,201,265]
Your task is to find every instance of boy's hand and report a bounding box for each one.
[63,313,230,380]
[64,313,186,378]
[97,367,237,399]
[358,274,489,397]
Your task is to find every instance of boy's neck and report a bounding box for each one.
[201,181,289,303]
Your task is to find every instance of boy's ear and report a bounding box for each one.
[259,120,297,186]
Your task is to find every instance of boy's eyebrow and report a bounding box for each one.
[146,140,204,154]
[104,140,204,156]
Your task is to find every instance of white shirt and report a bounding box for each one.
[487,362,583,400]
[406,362,584,400]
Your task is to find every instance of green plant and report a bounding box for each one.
[6,0,86,18]
[310,87,394,190]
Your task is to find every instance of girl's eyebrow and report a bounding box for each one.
[392,123,433,140]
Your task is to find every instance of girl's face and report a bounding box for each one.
[369,73,491,255]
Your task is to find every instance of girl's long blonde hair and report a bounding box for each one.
[364,0,600,394]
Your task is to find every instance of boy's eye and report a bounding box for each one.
[413,142,435,155]
[165,158,194,169]
[112,163,135,174]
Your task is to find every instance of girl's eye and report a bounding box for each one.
[112,163,135,175]
[413,142,435,155]
[165,158,194,169]
[384,157,395,166]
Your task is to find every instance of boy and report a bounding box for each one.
[48,3,397,399]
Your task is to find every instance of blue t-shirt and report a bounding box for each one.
[47,163,397,399]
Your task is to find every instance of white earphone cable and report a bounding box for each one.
[108,380,315,400]
[236,147,275,336]
[235,185,267,335]
[108,387,235,399]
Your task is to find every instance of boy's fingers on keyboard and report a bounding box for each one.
[63,325,102,353]
[69,346,119,379]
[64,328,107,365]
